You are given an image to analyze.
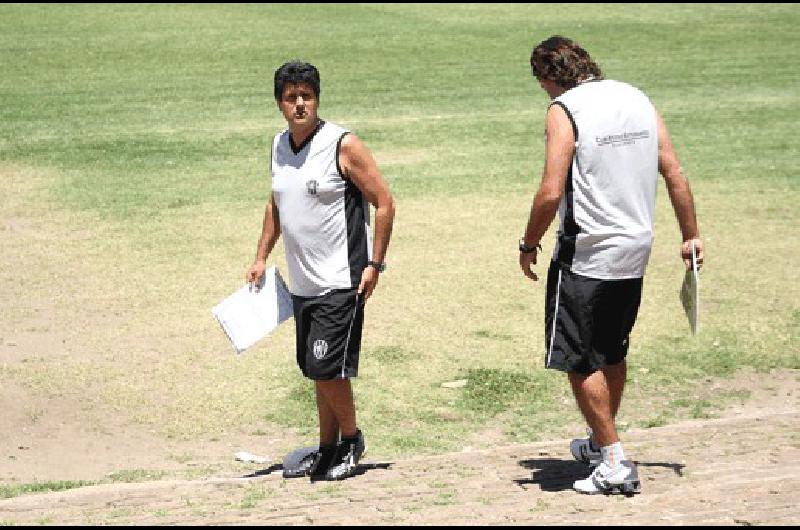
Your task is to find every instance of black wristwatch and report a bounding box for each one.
[367,260,386,273]
[519,238,542,254]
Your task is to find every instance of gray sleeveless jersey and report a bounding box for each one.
[271,121,372,297]
[551,79,659,280]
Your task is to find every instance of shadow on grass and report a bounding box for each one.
[514,458,685,492]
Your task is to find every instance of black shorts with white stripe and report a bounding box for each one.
[544,260,642,375]
[293,288,364,380]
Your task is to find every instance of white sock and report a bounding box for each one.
[601,442,626,467]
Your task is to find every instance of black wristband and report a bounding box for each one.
[519,238,542,254]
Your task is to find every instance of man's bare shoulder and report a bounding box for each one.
[339,131,365,151]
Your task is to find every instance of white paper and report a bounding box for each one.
[680,241,699,335]
[212,266,293,353]
[234,451,271,464]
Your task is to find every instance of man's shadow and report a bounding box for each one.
[515,458,685,492]
[243,461,393,480]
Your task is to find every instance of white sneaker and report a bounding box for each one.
[573,460,641,495]
[570,430,601,466]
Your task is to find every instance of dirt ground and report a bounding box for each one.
[0,368,797,525]
[0,165,305,487]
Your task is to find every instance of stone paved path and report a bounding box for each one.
[1,407,797,526]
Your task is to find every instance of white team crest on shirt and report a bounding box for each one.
[306,180,318,195]
[313,339,329,360]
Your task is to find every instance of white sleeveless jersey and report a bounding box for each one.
[551,79,659,279]
[271,121,372,297]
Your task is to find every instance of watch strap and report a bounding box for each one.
[519,239,542,254]
[367,260,386,272]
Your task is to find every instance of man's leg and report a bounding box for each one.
[313,379,366,480]
[315,383,340,446]
[568,369,618,447]
[604,360,626,420]
[315,379,357,438]
[309,379,355,479]
[569,360,626,443]
[569,363,639,494]
[308,290,366,480]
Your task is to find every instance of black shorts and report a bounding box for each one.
[293,288,364,381]
[544,260,643,375]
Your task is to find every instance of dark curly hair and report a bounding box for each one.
[530,36,603,89]
[274,61,320,101]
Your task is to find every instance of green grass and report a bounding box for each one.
[1,3,798,470]
[0,464,244,506]
[0,480,95,499]
[239,484,269,510]
[458,368,544,416]
[3,4,797,216]
[0,468,200,500]
[106,469,167,484]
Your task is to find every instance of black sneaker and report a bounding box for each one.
[324,430,367,481]
[307,444,338,480]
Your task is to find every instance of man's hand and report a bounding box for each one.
[358,266,380,302]
[520,250,539,281]
[246,261,267,292]
[681,238,704,271]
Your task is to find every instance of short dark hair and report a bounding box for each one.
[274,61,320,101]
[530,35,603,89]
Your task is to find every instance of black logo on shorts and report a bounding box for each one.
[313,339,329,360]
[306,180,318,195]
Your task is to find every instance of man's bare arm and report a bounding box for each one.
[657,111,703,269]
[520,103,575,280]
[340,133,395,300]
[246,194,281,287]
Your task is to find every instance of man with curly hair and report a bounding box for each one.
[519,36,703,495]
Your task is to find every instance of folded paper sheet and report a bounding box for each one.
[212,266,293,353]
[679,241,700,336]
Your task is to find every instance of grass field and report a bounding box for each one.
[1,3,798,482]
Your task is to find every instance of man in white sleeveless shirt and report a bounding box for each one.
[519,36,704,495]
[246,62,395,481]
